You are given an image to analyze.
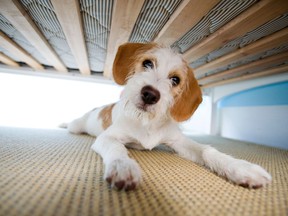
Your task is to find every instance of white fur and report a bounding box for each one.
[64,46,271,191]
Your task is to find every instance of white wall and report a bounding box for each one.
[210,73,288,149]
[181,96,212,134]
[0,72,122,129]
[220,106,288,150]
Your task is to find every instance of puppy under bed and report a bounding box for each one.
[0,126,287,216]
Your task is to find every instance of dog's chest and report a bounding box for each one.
[125,124,167,150]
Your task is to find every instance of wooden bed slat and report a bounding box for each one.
[0,52,19,67]
[0,0,67,72]
[0,31,43,70]
[103,0,145,78]
[183,0,288,63]
[202,65,288,89]
[194,27,288,77]
[51,0,90,75]
[198,51,288,84]
[154,0,220,45]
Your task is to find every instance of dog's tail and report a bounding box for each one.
[58,122,68,129]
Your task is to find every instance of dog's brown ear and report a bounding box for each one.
[113,43,143,85]
[170,67,202,122]
[113,43,156,85]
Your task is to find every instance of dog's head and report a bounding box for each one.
[113,43,202,122]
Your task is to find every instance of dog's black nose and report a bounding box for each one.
[141,85,160,105]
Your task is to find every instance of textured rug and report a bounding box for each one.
[0,126,287,216]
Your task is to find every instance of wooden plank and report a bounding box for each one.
[183,0,288,63]
[0,31,43,70]
[194,27,288,77]
[202,65,288,89]
[51,0,90,75]
[0,52,19,67]
[198,51,288,84]
[154,0,220,45]
[0,0,67,72]
[103,0,145,78]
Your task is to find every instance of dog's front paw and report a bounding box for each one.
[104,158,142,191]
[226,160,272,189]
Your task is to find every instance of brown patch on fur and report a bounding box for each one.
[113,43,158,85]
[98,103,115,130]
[170,65,202,122]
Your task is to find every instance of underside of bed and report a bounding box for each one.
[0,126,287,216]
[0,0,287,88]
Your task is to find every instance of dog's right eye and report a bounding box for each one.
[170,76,181,87]
[142,60,154,69]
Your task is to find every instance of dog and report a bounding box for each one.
[62,43,271,191]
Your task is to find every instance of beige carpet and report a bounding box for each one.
[0,126,287,216]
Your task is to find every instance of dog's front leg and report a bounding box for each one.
[91,131,141,191]
[169,133,271,188]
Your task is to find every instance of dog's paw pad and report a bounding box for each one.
[226,160,272,189]
[104,158,141,191]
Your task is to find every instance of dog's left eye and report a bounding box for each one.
[142,60,154,69]
[170,76,180,86]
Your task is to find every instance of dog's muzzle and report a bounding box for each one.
[141,85,160,105]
